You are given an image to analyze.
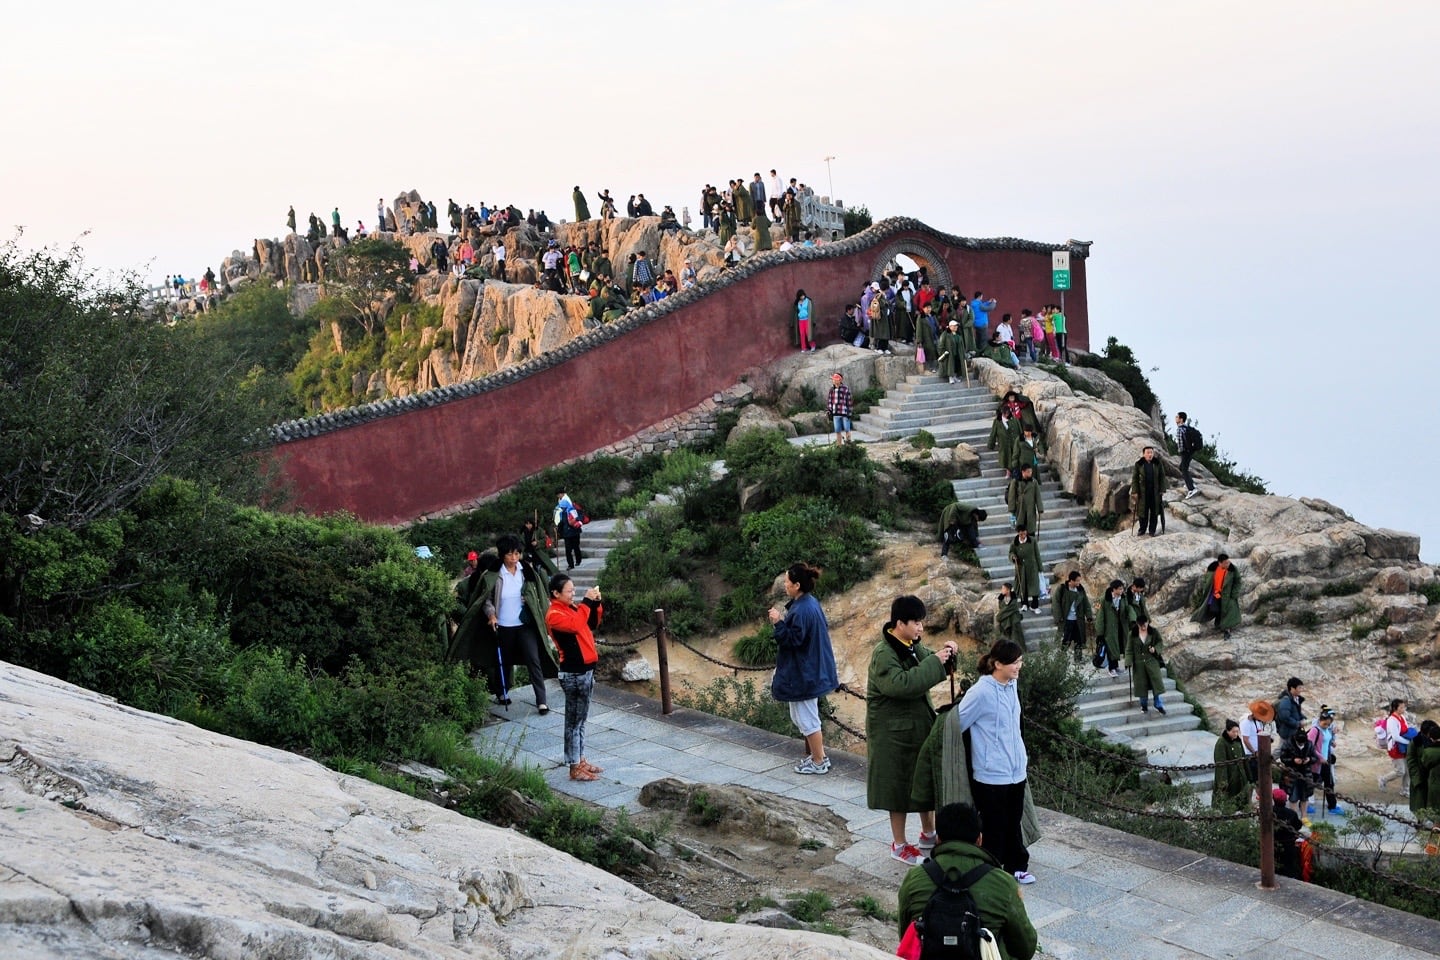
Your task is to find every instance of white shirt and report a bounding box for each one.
[768,175,783,199]
[1240,716,1273,756]
[492,243,506,262]
[496,565,525,627]
[996,320,1014,344]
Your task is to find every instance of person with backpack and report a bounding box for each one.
[1174,412,1202,500]
[554,491,586,570]
[895,802,1038,960]
[1274,677,1307,741]
[1379,697,1414,794]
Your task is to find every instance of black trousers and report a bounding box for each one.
[1062,619,1084,659]
[1138,496,1160,535]
[495,623,547,707]
[563,533,583,568]
[1179,451,1196,492]
[971,780,1029,873]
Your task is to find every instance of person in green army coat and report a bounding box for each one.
[1405,719,1440,817]
[782,190,802,242]
[1010,425,1045,478]
[984,331,1018,368]
[988,408,1017,476]
[1124,577,1150,627]
[937,318,967,383]
[448,540,560,706]
[1007,463,1044,535]
[572,186,590,222]
[587,244,613,286]
[1126,616,1167,715]
[939,501,987,557]
[1094,579,1127,676]
[588,282,627,325]
[917,302,940,372]
[1130,444,1168,536]
[717,204,736,246]
[733,180,754,222]
[751,210,772,251]
[868,290,893,351]
[1052,571,1093,663]
[1212,720,1250,810]
[996,583,1026,649]
[951,291,976,356]
[1008,526,1043,613]
[1191,553,1242,639]
[892,285,914,344]
[866,595,960,864]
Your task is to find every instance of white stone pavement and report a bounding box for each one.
[473,681,1440,960]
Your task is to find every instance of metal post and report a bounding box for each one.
[1257,734,1276,890]
[653,608,673,715]
[823,156,836,203]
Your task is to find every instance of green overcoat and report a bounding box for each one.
[1190,560,1242,630]
[1051,583,1093,645]
[954,301,976,355]
[938,501,982,541]
[988,415,1015,471]
[985,342,1017,368]
[917,312,939,364]
[996,593,1025,647]
[865,628,948,813]
[783,197,801,238]
[1010,437,1044,475]
[937,329,966,379]
[1008,535,1042,598]
[1124,590,1150,628]
[1212,734,1250,810]
[572,189,590,222]
[896,839,1039,960]
[893,300,914,342]
[447,561,560,687]
[1411,742,1440,815]
[734,186,753,222]
[1096,594,1126,659]
[1130,455,1168,513]
[751,212,772,251]
[870,298,892,342]
[1006,475,1043,534]
[1126,624,1165,700]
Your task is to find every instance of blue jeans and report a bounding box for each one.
[559,670,595,765]
[832,415,852,433]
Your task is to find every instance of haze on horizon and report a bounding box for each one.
[5,1,1437,561]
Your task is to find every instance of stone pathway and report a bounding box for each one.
[473,682,1440,960]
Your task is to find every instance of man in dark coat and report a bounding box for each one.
[572,186,590,222]
[1126,616,1167,715]
[1130,444,1167,536]
[1052,571,1093,663]
[1191,553,1242,639]
[895,803,1038,960]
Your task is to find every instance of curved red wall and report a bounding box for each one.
[270,230,1089,523]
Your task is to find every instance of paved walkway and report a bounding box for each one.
[473,682,1440,960]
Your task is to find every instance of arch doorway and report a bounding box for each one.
[870,239,954,294]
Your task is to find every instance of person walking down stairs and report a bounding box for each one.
[1127,616,1167,716]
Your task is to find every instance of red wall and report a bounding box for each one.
[270,230,1089,523]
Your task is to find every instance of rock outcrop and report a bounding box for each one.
[0,661,888,959]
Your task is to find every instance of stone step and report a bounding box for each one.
[871,397,997,417]
[1082,713,1204,738]
[1077,675,1178,704]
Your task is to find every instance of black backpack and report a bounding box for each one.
[915,860,992,960]
[1181,423,1204,454]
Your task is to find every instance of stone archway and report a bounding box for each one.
[870,239,954,293]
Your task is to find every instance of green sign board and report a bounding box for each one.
[1052,269,1071,291]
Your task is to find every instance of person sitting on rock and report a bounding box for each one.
[983,330,1018,369]
[1191,553,1241,640]
[1126,615,1167,716]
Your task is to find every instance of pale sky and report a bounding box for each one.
[5,1,1438,560]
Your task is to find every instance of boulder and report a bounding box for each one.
[1061,365,1134,407]
[726,405,797,444]
[620,657,655,682]
[0,662,884,960]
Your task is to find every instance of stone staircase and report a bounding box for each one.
[565,518,631,595]
[856,371,1211,781]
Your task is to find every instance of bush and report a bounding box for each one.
[1075,337,1159,414]
[843,205,873,237]
[908,430,936,450]
[1085,510,1121,530]
[733,626,778,666]
[893,458,956,520]
[675,676,795,738]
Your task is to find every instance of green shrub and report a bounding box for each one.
[1418,582,1440,605]
[1321,581,1363,598]
[909,429,936,450]
[220,647,321,749]
[786,890,834,923]
[1085,510,1121,530]
[1289,609,1321,630]
[675,676,795,738]
[893,458,955,519]
[851,386,886,415]
[733,626,778,666]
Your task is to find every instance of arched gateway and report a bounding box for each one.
[869,238,954,293]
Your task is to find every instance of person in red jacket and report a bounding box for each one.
[545,573,604,781]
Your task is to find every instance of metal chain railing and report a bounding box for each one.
[670,635,773,672]
[1027,767,1258,823]
[1023,715,1251,774]
[1269,760,1432,833]
[1307,835,1440,898]
[595,630,654,648]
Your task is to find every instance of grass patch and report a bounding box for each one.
[854,895,895,923]
[1321,581,1364,598]
[909,429,936,450]
[1085,510,1121,530]
[786,890,834,923]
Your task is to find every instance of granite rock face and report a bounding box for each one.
[0,662,889,960]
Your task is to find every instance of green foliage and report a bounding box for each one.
[600,504,709,636]
[1289,609,1321,631]
[1419,581,1440,605]
[854,896,895,923]
[1193,442,1268,495]
[687,789,724,826]
[406,456,638,569]
[1321,580,1363,598]
[0,240,271,528]
[850,386,886,415]
[786,890,834,923]
[525,803,656,873]
[1085,510,1121,530]
[733,626,778,666]
[786,384,823,415]
[330,237,411,335]
[1075,336,1160,414]
[380,302,443,383]
[893,458,955,519]
[1016,645,1090,746]
[843,205,873,236]
[675,676,796,738]
[908,429,936,450]
[1039,360,1102,400]
[189,283,311,420]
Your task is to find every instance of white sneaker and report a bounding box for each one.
[917,830,938,852]
[891,842,925,865]
[1184,488,1199,500]
[1013,870,1037,884]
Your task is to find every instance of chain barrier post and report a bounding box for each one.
[653,608,673,716]
[1257,734,1276,890]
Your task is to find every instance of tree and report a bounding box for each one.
[188,283,311,421]
[0,241,272,528]
[843,204,873,237]
[329,237,411,335]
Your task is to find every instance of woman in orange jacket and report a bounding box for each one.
[544,573,604,781]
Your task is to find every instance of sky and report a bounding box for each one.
[5,1,1438,560]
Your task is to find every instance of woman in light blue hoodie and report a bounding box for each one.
[955,640,1034,884]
